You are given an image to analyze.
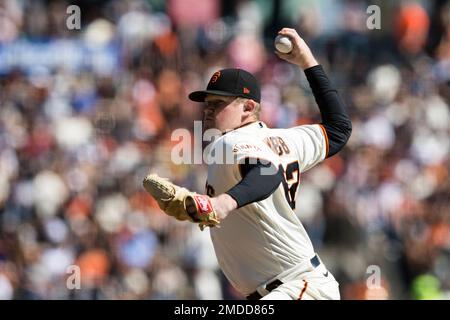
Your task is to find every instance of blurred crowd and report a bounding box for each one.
[0,0,449,300]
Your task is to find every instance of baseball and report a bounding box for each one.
[274,35,293,54]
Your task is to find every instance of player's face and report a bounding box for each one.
[203,95,243,132]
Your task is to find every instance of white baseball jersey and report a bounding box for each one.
[204,121,329,295]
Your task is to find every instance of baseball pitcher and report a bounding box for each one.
[143,28,352,300]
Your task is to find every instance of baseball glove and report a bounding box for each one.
[143,173,220,230]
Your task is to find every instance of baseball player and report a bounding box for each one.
[143,28,352,300]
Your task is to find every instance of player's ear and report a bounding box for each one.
[243,99,256,114]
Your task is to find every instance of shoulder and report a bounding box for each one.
[282,124,326,142]
[223,130,255,143]
[290,123,323,133]
[205,131,263,160]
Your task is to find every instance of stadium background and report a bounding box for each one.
[0,0,449,299]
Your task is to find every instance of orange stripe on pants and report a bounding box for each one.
[298,280,308,300]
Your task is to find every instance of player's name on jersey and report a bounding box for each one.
[232,143,262,153]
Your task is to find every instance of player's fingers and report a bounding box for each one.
[277,32,294,42]
[278,27,296,34]
[278,30,303,45]
[281,33,300,46]
[276,34,301,50]
[278,28,300,38]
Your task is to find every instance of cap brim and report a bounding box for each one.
[188,90,238,102]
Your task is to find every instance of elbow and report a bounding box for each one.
[337,115,352,145]
[343,118,352,144]
[323,118,352,157]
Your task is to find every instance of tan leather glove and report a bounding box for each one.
[143,173,220,230]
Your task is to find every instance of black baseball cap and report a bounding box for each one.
[188,68,261,103]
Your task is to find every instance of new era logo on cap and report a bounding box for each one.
[188,68,261,103]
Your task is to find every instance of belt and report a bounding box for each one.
[246,254,321,300]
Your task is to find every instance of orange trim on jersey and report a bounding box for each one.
[318,124,329,158]
[298,280,308,300]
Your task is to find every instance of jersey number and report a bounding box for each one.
[281,161,300,209]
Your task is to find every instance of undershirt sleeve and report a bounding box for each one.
[225,158,283,208]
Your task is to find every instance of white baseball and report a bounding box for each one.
[274,35,293,54]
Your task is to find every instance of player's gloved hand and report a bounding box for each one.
[143,173,220,230]
[184,194,220,230]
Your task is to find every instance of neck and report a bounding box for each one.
[222,119,259,135]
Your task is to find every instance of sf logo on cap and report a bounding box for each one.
[210,71,221,84]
